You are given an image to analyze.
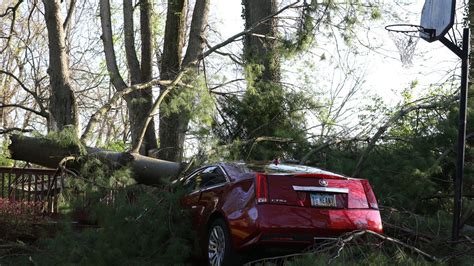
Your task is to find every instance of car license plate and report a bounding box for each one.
[310,193,336,207]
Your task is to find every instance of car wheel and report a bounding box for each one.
[207,219,238,266]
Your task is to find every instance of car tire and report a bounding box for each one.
[207,218,239,266]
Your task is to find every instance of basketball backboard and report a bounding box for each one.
[419,0,455,42]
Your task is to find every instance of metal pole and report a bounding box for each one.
[452,27,470,241]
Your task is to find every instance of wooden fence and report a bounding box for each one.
[0,167,63,214]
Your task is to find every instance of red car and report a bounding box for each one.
[181,162,383,265]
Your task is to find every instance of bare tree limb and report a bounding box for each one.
[245,230,439,265]
[62,0,76,30]
[209,79,245,91]
[99,0,128,91]
[0,103,47,118]
[300,139,342,165]
[0,70,47,116]
[349,230,438,262]
[0,1,24,17]
[0,0,24,54]
[80,78,177,143]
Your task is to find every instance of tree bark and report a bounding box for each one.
[140,0,153,83]
[99,0,128,91]
[156,0,210,162]
[469,0,474,90]
[125,0,158,155]
[158,0,188,162]
[123,0,141,84]
[42,0,78,133]
[242,0,280,83]
[9,135,181,185]
[182,0,210,67]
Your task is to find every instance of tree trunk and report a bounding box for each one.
[99,0,128,91]
[242,0,280,83]
[182,0,210,68]
[469,0,474,88]
[9,135,181,185]
[123,0,141,84]
[126,0,158,155]
[99,0,157,155]
[158,0,188,162]
[42,0,78,133]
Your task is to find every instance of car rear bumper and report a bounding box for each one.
[236,204,383,249]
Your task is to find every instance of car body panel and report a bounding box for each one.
[180,162,383,253]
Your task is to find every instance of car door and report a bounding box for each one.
[197,166,229,226]
[182,166,229,231]
[181,168,204,227]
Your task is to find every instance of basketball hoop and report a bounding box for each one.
[385,24,434,67]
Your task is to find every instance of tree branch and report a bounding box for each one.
[62,0,76,30]
[429,132,474,171]
[0,104,47,118]
[0,70,47,115]
[0,0,24,54]
[81,78,176,142]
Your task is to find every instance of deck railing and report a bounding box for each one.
[0,167,63,214]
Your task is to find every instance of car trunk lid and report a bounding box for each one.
[256,173,375,209]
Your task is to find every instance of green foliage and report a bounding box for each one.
[214,77,317,160]
[100,140,128,152]
[42,126,87,156]
[0,140,14,166]
[279,0,382,56]
[370,7,382,20]
[22,154,194,265]
[161,72,215,127]
[307,86,474,219]
[34,185,193,265]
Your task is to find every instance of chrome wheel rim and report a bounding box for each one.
[208,225,226,266]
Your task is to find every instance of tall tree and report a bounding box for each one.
[158,0,210,162]
[42,0,78,132]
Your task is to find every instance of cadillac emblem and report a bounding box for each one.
[319,179,328,187]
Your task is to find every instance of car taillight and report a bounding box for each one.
[361,180,378,209]
[256,173,268,203]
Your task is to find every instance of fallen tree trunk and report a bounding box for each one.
[9,135,181,185]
